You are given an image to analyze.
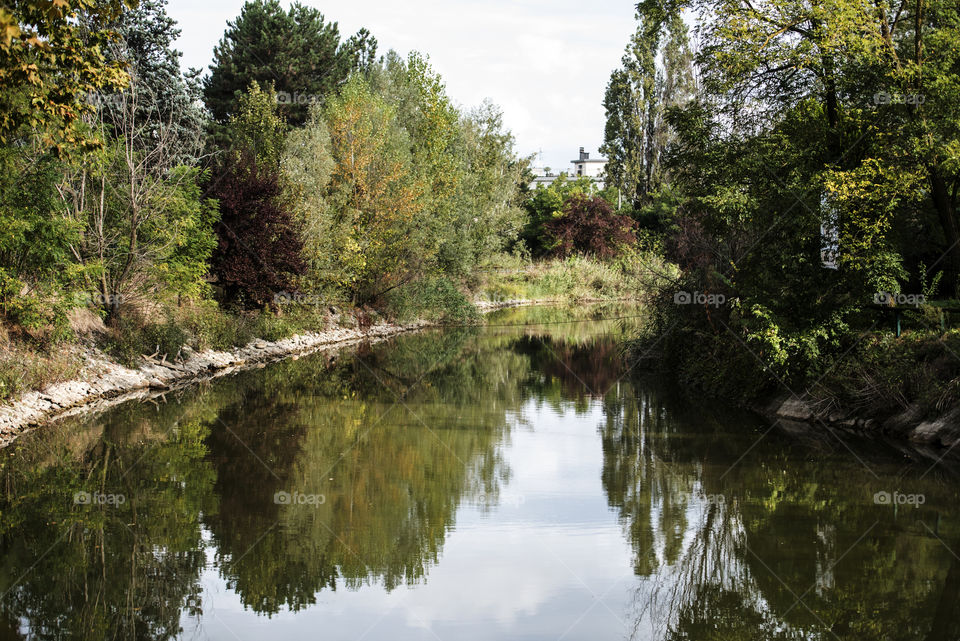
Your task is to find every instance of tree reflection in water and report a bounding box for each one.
[600,382,960,641]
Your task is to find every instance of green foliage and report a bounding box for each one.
[601,6,695,209]
[156,168,220,301]
[105,0,206,165]
[455,102,528,266]
[0,4,532,401]
[227,82,288,167]
[521,174,601,256]
[628,0,960,407]
[104,311,190,366]
[281,105,338,291]
[383,277,481,324]
[323,74,422,302]
[478,253,674,304]
[0,142,86,334]
[0,0,132,154]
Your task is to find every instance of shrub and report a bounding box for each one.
[544,194,636,259]
[383,277,480,324]
[208,152,306,309]
[0,345,83,404]
[174,301,256,351]
[104,314,190,367]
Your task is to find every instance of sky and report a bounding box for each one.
[166,0,637,171]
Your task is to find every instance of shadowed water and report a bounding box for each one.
[0,304,958,640]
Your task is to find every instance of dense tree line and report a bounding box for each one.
[606,0,960,405]
[0,0,527,350]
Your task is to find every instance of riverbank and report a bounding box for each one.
[761,389,960,450]
[0,312,440,447]
[630,318,960,451]
[0,295,650,447]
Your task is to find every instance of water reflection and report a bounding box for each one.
[0,305,956,640]
[603,384,960,640]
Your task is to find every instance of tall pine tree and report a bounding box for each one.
[203,0,375,125]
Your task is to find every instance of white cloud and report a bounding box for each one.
[167,0,636,169]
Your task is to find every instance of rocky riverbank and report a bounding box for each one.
[0,298,643,447]
[763,393,960,450]
[0,316,435,448]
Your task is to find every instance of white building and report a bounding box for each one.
[571,147,607,180]
[530,147,607,189]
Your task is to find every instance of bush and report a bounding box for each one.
[0,345,83,403]
[208,152,306,309]
[174,301,256,351]
[384,277,480,324]
[105,314,190,367]
[544,194,636,259]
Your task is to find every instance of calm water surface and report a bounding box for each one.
[0,305,958,640]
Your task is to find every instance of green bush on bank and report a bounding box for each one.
[384,277,481,325]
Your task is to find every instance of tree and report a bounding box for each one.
[224,82,287,168]
[0,0,132,154]
[521,174,601,256]
[209,84,303,308]
[323,74,422,303]
[208,153,305,307]
[343,27,379,74]
[455,101,528,266]
[281,104,338,291]
[0,142,84,335]
[56,70,218,319]
[104,0,207,165]
[692,0,960,287]
[203,0,372,125]
[601,6,695,209]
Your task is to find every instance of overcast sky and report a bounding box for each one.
[166,0,637,170]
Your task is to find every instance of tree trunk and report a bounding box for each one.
[928,165,960,291]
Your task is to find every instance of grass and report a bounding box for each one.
[473,251,678,304]
[102,301,336,367]
[812,328,960,421]
[0,342,84,404]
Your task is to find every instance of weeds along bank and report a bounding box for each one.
[0,248,666,409]
[0,280,657,444]
[631,289,960,447]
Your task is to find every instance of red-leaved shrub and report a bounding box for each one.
[544,195,636,259]
[208,153,306,308]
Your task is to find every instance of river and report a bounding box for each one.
[0,304,957,640]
